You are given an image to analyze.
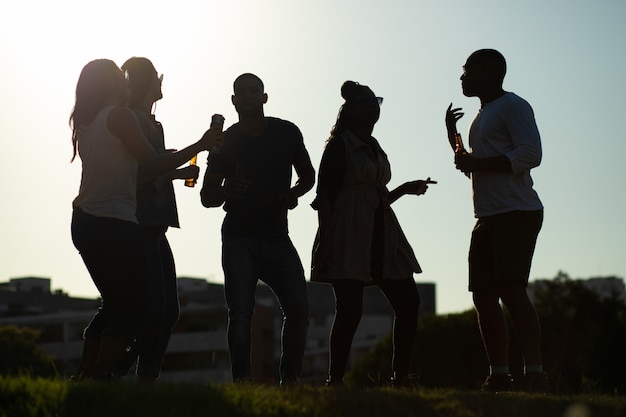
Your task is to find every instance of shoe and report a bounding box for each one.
[520,372,548,394]
[325,375,344,387]
[481,374,513,393]
[280,375,300,388]
[390,372,417,389]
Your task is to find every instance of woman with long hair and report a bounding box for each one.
[69,59,222,380]
[312,81,435,386]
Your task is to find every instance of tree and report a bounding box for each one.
[347,272,626,394]
[0,325,57,377]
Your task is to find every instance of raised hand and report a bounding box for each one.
[446,103,464,133]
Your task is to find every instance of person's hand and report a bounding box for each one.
[223,176,251,199]
[278,189,298,209]
[175,165,200,181]
[404,177,437,196]
[446,103,464,133]
[312,235,332,272]
[454,152,478,174]
[200,128,224,151]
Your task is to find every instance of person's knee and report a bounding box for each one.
[472,290,500,313]
[498,282,531,308]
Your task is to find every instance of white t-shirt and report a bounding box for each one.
[72,106,138,223]
[468,92,543,218]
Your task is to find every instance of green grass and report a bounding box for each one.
[1,376,625,417]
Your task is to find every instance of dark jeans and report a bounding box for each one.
[119,226,180,377]
[71,209,148,342]
[329,278,420,380]
[222,236,309,383]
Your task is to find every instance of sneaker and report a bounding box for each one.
[520,372,548,394]
[481,374,513,393]
[325,375,344,387]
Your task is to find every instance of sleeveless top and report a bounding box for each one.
[72,106,138,223]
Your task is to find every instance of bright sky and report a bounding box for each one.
[1,0,624,314]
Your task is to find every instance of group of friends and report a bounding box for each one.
[69,49,546,393]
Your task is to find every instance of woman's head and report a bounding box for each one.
[121,57,162,108]
[69,59,127,160]
[330,81,381,139]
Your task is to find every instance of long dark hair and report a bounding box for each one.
[121,57,157,108]
[69,59,121,161]
[328,80,374,142]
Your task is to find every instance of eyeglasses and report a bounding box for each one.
[462,62,485,76]
[353,96,383,106]
[158,74,164,83]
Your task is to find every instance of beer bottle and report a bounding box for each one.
[184,155,198,187]
[185,114,225,187]
[454,132,467,155]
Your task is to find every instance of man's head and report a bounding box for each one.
[232,73,267,118]
[461,49,507,98]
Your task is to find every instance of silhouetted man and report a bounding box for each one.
[201,73,315,386]
[446,49,546,393]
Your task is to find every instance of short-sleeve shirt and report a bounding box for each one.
[207,117,310,238]
[468,92,543,217]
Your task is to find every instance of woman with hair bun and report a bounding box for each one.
[312,81,435,386]
[69,59,222,380]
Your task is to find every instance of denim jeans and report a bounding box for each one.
[118,226,180,377]
[222,236,309,383]
[71,208,148,342]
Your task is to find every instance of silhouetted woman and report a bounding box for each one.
[311,81,435,386]
[115,56,200,382]
[69,59,222,380]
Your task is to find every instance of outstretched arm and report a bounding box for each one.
[108,106,223,176]
[388,177,437,204]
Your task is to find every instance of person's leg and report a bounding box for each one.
[222,236,260,382]
[377,278,420,382]
[72,209,145,380]
[261,237,309,385]
[494,210,545,391]
[472,289,509,368]
[327,280,364,384]
[499,283,542,367]
[135,227,178,382]
[468,216,512,391]
[89,218,148,379]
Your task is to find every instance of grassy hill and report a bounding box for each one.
[1,376,625,417]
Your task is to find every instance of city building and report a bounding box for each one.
[0,276,439,383]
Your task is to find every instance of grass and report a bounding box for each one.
[1,376,625,417]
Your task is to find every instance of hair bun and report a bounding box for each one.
[341,81,360,100]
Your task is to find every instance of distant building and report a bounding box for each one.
[0,276,436,383]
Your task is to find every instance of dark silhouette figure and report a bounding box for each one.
[445,49,546,393]
[114,57,199,382]
[69,59,222,380]
[200,73,315,385]
[311,81,435,386]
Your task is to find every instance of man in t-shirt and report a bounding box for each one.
[445,49,547,393]
[201,73,315,385]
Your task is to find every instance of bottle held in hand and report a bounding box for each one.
[185,114,225,187]
[454,133,467,155]
[184,155,198,187]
